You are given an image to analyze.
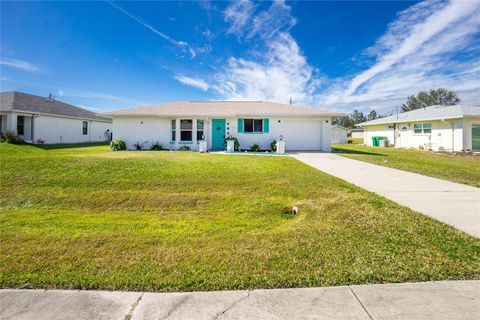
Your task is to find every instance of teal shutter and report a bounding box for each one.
[238,118,244,133]
[263,118,269,133]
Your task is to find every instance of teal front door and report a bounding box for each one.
[212,119,226,150]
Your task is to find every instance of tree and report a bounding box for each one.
[332,116,353,128]
[350,110,367,124]
[332,109,367,129]
[401,88,460,113]
[367,110,378,121]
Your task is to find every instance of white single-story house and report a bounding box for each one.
[359,105,480,152]
[351,127,364,140]
[331,125,349,144]
[104,101,343,151]
[0,91,112,144]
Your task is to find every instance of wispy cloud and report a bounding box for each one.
[223,0,257,37]
[320,0,480,111]
[177,0,480,110]
[0,58,40,73]
[212,32,319,103]
[194,0,319,104]
[106,0,188,48]
[175,75,209,91]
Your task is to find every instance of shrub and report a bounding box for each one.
[4,131,24,144]
[270,140,277,152]
[224,136,240,151]
[110,139,126,151]
[150,142,163,151]
[179,145,191,151]
[133,141,148,150]
[250,143,262,152]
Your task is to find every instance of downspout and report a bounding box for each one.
[31,113,40,143]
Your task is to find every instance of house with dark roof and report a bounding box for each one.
[103,101,343,151]
[0,91,112,144]
[359,105,480,151]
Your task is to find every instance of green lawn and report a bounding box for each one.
[333,144,480,188]
[1,142,479,292]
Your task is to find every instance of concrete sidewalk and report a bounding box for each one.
[291,152,480,237]
[1,281,479,320]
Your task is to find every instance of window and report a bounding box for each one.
[180,119,192,141]
[171,120,176,141]
[82,121,88,135]
[197,120,205,141]
[244,119,263,133]
[17,116,25,135]
[414,123,432,134]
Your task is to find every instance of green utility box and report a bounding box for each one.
[372,136,388,147]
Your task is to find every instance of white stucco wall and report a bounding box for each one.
[351,131,363,139]
[331,126,348,144]
[226,116,330,151]
[112,116,172,150]
[463,118,480,151]
[364,118,480,151]
[1,112,111,143]
[364,124,395,147]
[112,115,332,151]
[34,114,112,144]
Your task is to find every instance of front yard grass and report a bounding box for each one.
[333,144,480,188]
[1,143,479,292]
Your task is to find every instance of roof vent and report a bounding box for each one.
[45,93,55,101]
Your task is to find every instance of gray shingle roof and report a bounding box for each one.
[359,105,480,126]
[103,101,344,117]
[0,91,112,122]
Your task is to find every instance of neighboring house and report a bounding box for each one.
[104,101,343,151]
[0,91,112,144]
[351,127,364,140]
[331,125,349,144]
[359,105,480,151]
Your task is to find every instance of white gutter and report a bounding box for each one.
[5,109,112,123]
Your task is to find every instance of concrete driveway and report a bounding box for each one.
[291,152,480,237]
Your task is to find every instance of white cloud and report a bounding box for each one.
[0,58,40,73]
[345,0,479,96]
[224,0,257,36]
[107,0,188,48]
[207,0,318,104]
[318,0,480,112]
[175,75,209,91]
[177,0,480,112]
[212,32,318,103]
[247,0,296,39]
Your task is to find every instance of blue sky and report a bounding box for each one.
[1,0,479,113]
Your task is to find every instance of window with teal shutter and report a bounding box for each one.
[263,118,269,133]
[238,118,244,133]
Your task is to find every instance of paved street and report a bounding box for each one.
[1,281,479,320]
[291,152,480,237]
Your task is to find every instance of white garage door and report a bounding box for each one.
[283,119,322,150]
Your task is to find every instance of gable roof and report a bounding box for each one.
[332,124,349,131]
[359,104,480,126]
[103,101,344,117]
[0,91,112,122]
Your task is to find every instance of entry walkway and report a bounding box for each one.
[1,281,479,319]
[291,152,480,237]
